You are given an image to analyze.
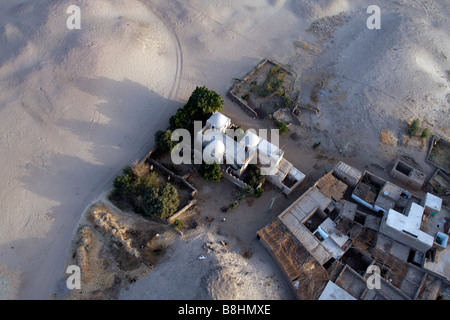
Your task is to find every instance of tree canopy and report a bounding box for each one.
[199,162,222,182]
[244,164,266,189]
[142,183,180,219]
[170,86,224,130]
[155,129,174,153]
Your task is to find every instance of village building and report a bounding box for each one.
[196,112,305,194]
[257,161,449,299]
[390,159,426,190]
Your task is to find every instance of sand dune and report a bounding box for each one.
[0,0,179,299]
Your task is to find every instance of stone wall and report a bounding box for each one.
[228,58,294,119]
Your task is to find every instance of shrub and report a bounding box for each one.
[132,160,149,178]
[173,219,183,229]
[408,118,420,136]
[155,129,174,153]
[113,164,160,198]
[200,162,222,182]
[113,166,136,196]
[275,120,289,135]
[421,127,430,140]
[254,187,264,198]
[244,164,265,189]
[282,95,292,108]
[258,65,286,97]
[142,183,180,219]
[134,173,160,197]
[228,202,237,210]
[313,141,321,149]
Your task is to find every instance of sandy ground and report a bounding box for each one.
[119,176,297,300]
[0,0,449,299]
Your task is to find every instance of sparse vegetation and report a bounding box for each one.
[199,162,223,182]
[434,186,443,195]
[258,65,286,97]
[173,219,183,229]
[408,118,420,136]
[236,186,253,203]
[421,127,430,140]
[228,202,237,210]
[254,187,264,198]
[281,95,293,108]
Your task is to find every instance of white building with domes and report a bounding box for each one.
[196,112,305,194]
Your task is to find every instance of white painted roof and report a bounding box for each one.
[257,139,283,160]
[386,205,434,247]
[207,112,230,130]
[241,131,261,148]
[422,193,442,212]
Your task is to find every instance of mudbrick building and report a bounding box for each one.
[257,162,449,300]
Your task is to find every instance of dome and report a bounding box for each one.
[207,112,230,130]
[242,131,261,148]
[207,140,226,158]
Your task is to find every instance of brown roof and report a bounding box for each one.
[353,182,377,204]
[316,172,348,201]
[258,219,309,281]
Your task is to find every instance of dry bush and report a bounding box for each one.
[132,160,150,178]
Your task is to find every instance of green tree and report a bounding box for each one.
[142,183,180,219]
[185,86,224,116]
[169,108,190,130]
[113,165,136,196]
[134,173,160,197]
[244,164,266,189]
[200,162,222,182]
[155,129,174,153]
[275,120,289,135]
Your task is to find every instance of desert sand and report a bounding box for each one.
[0,0,448,299]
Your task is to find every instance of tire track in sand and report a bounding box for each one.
[41,2,185,299]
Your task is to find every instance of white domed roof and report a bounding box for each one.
[242,131,261,148]
[207,112,230,130]
[208,140,226,157]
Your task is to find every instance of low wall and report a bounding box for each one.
[222,167,250,189]
[167,199,197,224]
[228,58,294,119]
[426,135,449,174]
[146,158,197,198]
[227,91,259,118]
